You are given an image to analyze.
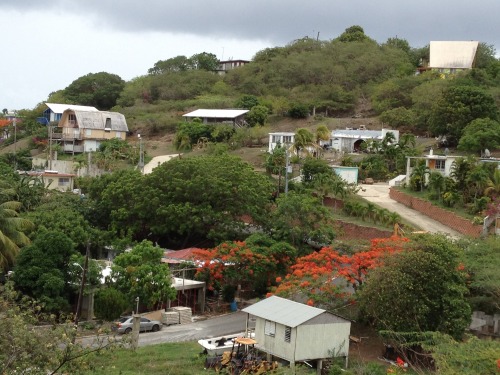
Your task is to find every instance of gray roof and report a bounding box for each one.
[429,41,479,69]
[45,103,98,113]
[242,296,327,328]
[68,110,128,132]
[183,109,249,119]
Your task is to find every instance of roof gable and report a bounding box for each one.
[242,296,346,327]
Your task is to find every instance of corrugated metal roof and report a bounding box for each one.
[45,103,98,113]
[70,110,128,132]
[183,109,249,119]
[331,129,383,139]
[429,41,479,69]
[242,296,326,328]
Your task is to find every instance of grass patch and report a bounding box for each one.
[82,341,317,375]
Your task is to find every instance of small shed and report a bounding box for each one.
[242,296,351,374]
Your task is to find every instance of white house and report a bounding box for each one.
[242,296,351,374]
[18,170,76,192]
[429,41,479,74]
[268,132,295,153]
[325,128,399,153]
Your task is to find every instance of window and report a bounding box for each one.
[58,178,70,186]
[264,320,276,337]
[86,129,92,136]
[115,131,122,138]
[283,135,292,144]
[284,326,291,343]
[272,135,278,143]
[104,118,111,132]
[435,159,445,170]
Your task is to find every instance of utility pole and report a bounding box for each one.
[285,145,290,195]
[13,116,17,171]
[48,123,53,170]
[75,242,90,329]
[137,134,144,173]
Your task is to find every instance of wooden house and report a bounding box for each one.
[56,109,128,153]
[242,296,351,374]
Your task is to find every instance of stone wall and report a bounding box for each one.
[389,188,483,237]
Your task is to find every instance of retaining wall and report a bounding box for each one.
[389,188,482,237]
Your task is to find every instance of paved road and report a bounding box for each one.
[78,311,249,348]
[138,311,249,347]
[357,183,462,238]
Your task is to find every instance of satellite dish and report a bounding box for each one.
[484,149,491,158]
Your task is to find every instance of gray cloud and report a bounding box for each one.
[3,0,500,49]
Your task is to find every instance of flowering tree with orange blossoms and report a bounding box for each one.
[271,236,409,309]
[194,237,297,296]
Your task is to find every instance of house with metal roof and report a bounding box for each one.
[55,109,128,154]
[216,59,250,75]
[38,103,99,125]
[182,109,249,127]
[325,128,399,153]
[429,41,479,74]
[242,296,351,373]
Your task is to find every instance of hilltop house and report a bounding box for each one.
[182,109,249,127]
[216,59,250,75]
[54,109,128,153]
[268,132,295,153]
[429,41,479,74]
[242,296,351,374]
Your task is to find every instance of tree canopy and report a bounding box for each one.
[358,234,471,339]
[63,72,125,110]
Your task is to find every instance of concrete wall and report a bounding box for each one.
[389,188,482,237]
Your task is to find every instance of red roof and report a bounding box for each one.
[162,247,202,264]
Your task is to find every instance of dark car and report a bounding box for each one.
[112,316,162,334]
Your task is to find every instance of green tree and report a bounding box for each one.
[358,234,471,340]
[94,287,129,321]
[245,105,269,126]
[146,154,273,247]
[0,282,117,375]
[112,240,176,310]
[189,52,219,71]
[270,192,336,254]
[410,160,430,192]
[264,146,287,197]
[148,55,190,75]
[458,118,500,154]
[462,237,500,313]
[63,72,125,110]
[235,94,260,109]
[174,119,211,150]
[429,85,498,145]
[12,231,78,312]
[338,25,372,43]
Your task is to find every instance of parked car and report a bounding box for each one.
[112,316,162,334]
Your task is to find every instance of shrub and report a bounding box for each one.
[288,103,310,119]
[94,287,129,321]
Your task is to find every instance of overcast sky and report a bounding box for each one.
[2,0,499,111]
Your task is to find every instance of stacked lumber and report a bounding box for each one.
[161,311,179,325]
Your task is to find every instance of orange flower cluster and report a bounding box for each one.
[273,236,409,306]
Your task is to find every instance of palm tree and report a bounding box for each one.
[0,200,33,272]
[484,169,500,199]
[315,125,330,158]
[410,161,430,192]
[428,171,446,202]
[293,128,316,157]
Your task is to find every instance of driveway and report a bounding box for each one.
[143,154,181,174]
[357,183,462,238]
